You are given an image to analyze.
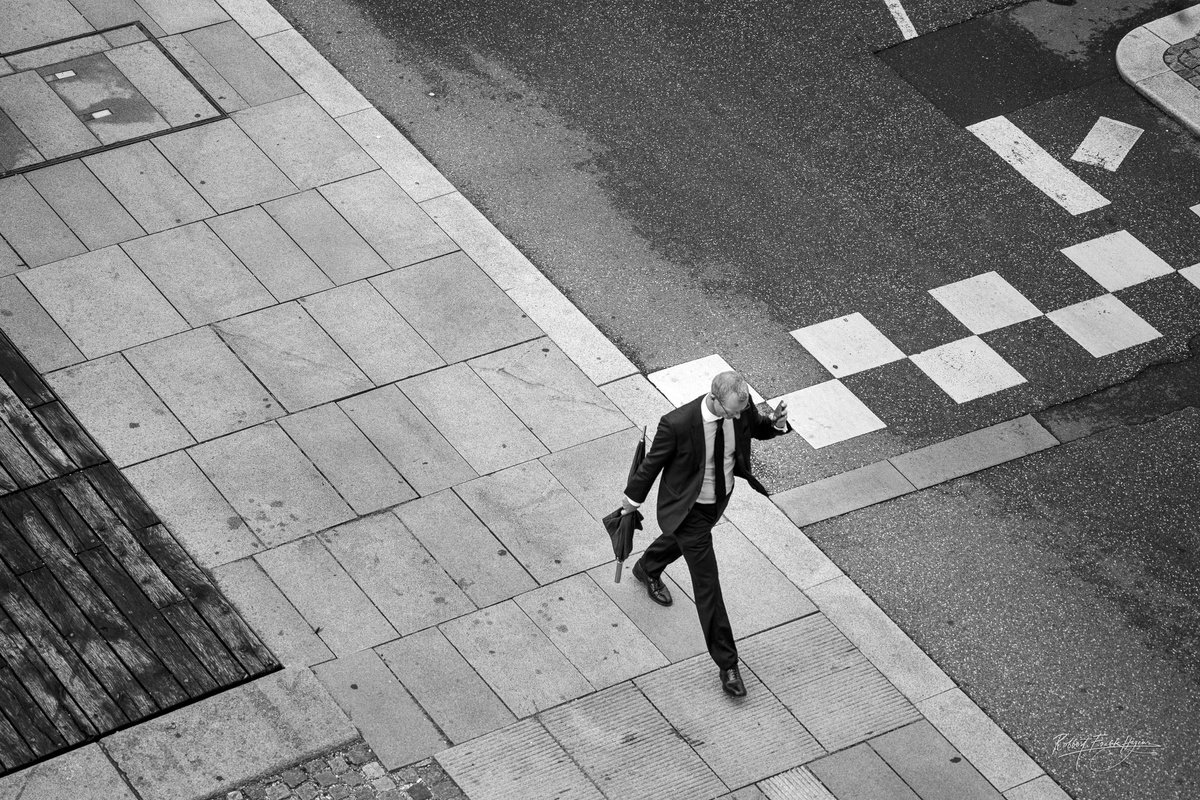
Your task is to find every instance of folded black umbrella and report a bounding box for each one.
[604,428,647,583]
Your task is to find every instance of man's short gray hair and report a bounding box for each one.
[711,371,749,403]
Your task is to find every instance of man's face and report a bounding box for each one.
[712,392,749,419]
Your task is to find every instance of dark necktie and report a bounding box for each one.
[713,418,726,500]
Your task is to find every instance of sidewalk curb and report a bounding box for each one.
[1117,4,1200,136]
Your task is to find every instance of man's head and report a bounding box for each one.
[710,371,750,419]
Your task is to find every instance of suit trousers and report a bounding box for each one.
[641,495,736,669]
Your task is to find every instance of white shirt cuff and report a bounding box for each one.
[624,495,642,508]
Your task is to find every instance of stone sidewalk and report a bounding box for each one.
[1,1,1071,799]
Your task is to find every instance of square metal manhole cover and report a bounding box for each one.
[0,22,225,176]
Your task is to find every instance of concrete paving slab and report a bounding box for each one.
[123,450,262,568]
[540,427,647,522]
[215,303,373,412]
[185,21,300,106]
[84,141,214,233]
[376,627,516,744]
[1002,775,1071,800]
[808,744,920,800]
[1131,69,1200,136]
[917,688,1043,793]
[190,422,354,546]
[0,71,99,160]
[741,616,921,752]
[0,743,138,800]
[235,94,375,189]
[103,667,356,800]
[889,415,1058,490]
[725,489,843,589]
[586,559,705,663]
[69,0,166,37]
[636,654,824,788]
[600,373,673,435]
[19,246,188,357]
[125,326,284,441]
[0,275,83,372]
[471,339,629,452]
[437,718,604,800]
[668,522,816,639]
[371,252,541,363]
[439,601,592,717]
[280,403,415,515]
[0,107,39,172]
[121,221,275,326]
[160,33,248,113]
[46,354,194,467]
[212,557,334,667]
[319,170,457,269]
[104,26,150,48]
[313,648,448,770]
[870,720,1004,800]
[1143,5,1200,44]
[419,191,544,290]
[299,281,442,383]
[134,0,229,34]
[791,312,907,378]
[154,118,295,212]
[24,160,144,250]
[508,272,639,386]
[264,189,390,284]
[516,574,667,688]
[0,0,91,52]
[758,767,837,800]
[456,460,611,584]
[339,385,477,495]
[209,206,334,301]
[400,363,548,475]
[105,41,218,127]
[339,108,455,202]
[772,459,915,528]
[806,576,955,704]
[259,29,370,117]
[540,681,726,800]
[215,0,292,37]
[0,175,85,268]
[320,514,472,635]
[46,53,170,146]
[1116,26,1173,83]
[255,536,397,656]
[392,490,535,607]
[0,235,18,274]
[1046,293,1161,358]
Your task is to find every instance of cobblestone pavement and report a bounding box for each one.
[1165,36,1200,87]
[217,741,464,800]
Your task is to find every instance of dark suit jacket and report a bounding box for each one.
[624,394,788,536]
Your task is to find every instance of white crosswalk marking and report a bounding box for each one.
[1060,230,1174,291]
[648,354,765,407]
[1047,295,1162,357]
[929,272,1042,335]
[884,0,918,40]
[770,381,886,449]
[1071,117,1144,172]
[910,336,1027,404]
[791,313,906,378]
[967,116,1110,215]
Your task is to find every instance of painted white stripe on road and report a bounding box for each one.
[967,116,1110,216]
[884,0,919,39]
[1071,116,1144,172]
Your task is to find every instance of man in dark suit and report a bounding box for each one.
[622,370,789,697]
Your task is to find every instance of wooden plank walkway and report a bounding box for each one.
[0,331,278,776]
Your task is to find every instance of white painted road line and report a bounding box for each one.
[1071,116,1144,171]
[884,0,919,40]
[967,116,1110,215]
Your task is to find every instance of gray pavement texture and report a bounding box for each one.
[4,0,1197,799]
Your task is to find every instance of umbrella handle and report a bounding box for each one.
[614,560,624,583]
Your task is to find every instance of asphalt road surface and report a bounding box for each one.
[269,1,1200,797]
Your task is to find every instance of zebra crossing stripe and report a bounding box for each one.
[884,0,919,40]
[967,116,1110,215]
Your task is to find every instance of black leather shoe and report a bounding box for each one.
[720,665,747,697]
[632,559,672,606]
